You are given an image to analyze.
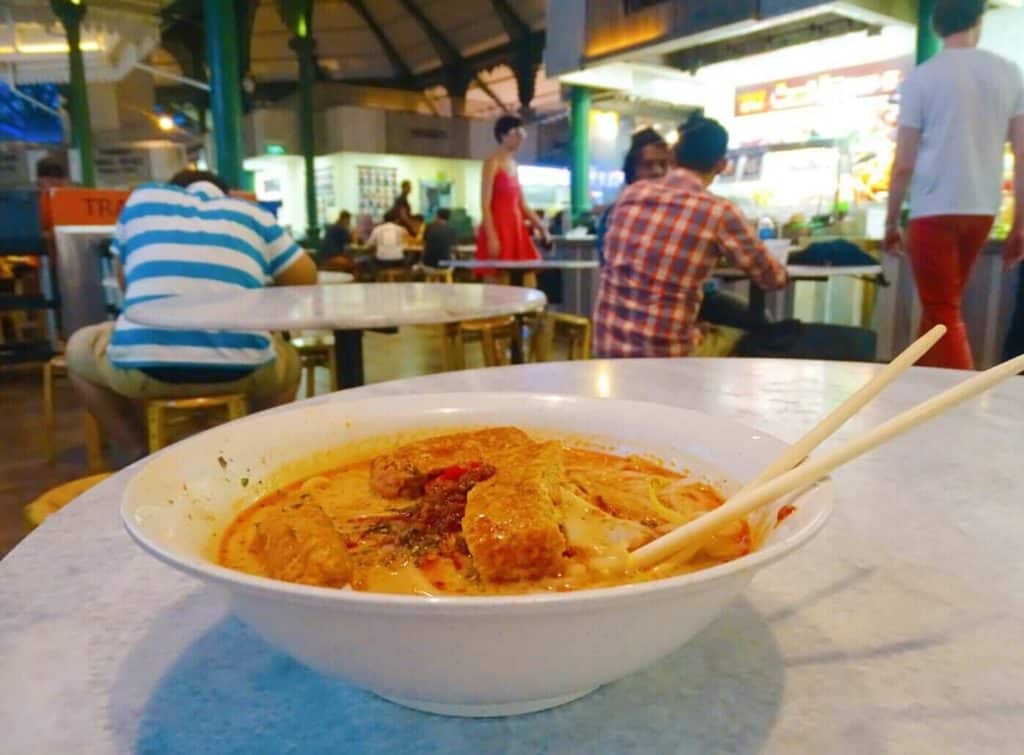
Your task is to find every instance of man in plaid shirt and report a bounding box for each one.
[594,116,787,358]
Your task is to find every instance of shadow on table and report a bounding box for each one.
[115,595,784,755]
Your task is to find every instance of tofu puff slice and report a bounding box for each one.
[370,427,531,498]
[462,442,568,582]
[248,501,352,588]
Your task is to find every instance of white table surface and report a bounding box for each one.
[441,259,600,270]
[316,271,354,285]
[2,359,1022,753]
[716,264,882,280]
[123,283,547,331]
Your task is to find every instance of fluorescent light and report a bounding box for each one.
[16,41,102,54]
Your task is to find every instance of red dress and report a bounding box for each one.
[475,169,540,267]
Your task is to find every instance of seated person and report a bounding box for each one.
[423,208,457,268]
[321,210,359,263]
[593,115,787,358]
[66,169,317,463]
[596,128,671,264]
[365,209,410,270]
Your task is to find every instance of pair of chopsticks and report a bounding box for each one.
[629,325,1024,570]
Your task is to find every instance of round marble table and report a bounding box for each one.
[440,259,600,270]
[123,283,547,388]
[2,359,1022,753]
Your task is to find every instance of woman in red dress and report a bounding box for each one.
[476,116,550,273]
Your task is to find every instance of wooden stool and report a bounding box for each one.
[24,473,112,528]
[456,316,517,367]
[376,267,410,283]
[292,333,338,398]
[145,394,247,453]
[420,266,454,284]
[532,313,592,362]
[42,354,106,472]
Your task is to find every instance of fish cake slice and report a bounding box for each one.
[463,442,566,581]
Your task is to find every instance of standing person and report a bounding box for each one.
[593,116,786,358]
[476,115,549,270]
[423,208,457,268]
[391,180,414,231]
[885,0,1024,369]
[65,170,317,463]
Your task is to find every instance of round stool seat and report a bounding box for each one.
[24,473,112,528]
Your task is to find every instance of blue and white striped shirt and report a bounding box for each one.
[109,181,303,373]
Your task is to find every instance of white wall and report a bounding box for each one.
[320,151,483,224]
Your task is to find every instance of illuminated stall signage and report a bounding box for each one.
[735,58,911,116]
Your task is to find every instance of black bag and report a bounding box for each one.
[738,320,877,362]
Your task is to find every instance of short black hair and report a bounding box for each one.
[35,156,66,179]
[623,128,667,185]
[337,210,351,223]
[933,0,985,37]
[675,114,729,173]
[494,114,524,143]
[436,208,451,221]
[383,208,399,223]
[169,169,230,194]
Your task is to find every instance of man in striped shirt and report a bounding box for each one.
[594,116,787,358]
[66,170,316,462]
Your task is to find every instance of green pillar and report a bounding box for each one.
[203,0,245,189]
[51,0,95,187]
[281,1,318,245]
[569,86,591,222]
[916,0,941,63]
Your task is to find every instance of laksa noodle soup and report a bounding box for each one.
[219,427,793,596]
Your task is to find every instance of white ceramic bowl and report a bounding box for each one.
[122,393,831,717]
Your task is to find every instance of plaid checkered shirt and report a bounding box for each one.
[593,169,787,358]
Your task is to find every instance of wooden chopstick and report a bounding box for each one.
[628,350,1024,571]
[629,325,945,567]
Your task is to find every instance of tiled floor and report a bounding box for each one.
[0,324,514,558]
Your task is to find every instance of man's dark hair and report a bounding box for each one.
[383,208,399,223]
[623,128,667,184]
[436,208,451,221]
[494,114,524,143]
[35,156,66,179]
[337,210,351,223]
[169,169,230,194]
[675,114,729,173]
[933,0,985,37]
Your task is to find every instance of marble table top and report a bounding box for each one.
[440,259,600,270]
[122,283,547,331]
[716,264,883,280]
[3,359,1023,753]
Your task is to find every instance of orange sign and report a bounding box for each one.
[46,187,258,228]
[48,188,130,227]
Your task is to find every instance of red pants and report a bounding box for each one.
[907,215,994,370]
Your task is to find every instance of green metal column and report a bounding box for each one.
[916,0,941,63]
[203,0,245,189]
[281,0,318,244]
[51,0,95,187]
[569,86,591,222]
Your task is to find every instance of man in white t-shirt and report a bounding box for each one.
[365,209,410,271]
[885,0,1024,369]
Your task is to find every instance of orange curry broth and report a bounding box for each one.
[218,446,755,596]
